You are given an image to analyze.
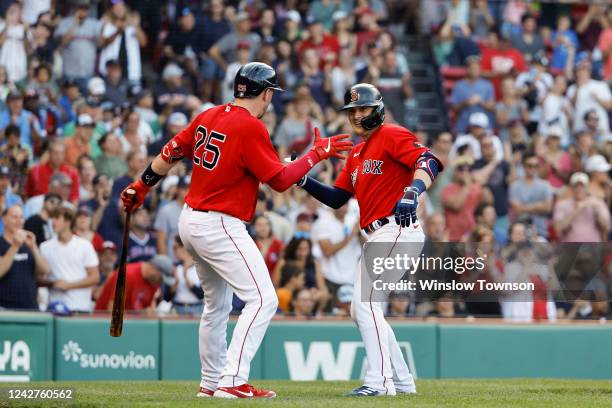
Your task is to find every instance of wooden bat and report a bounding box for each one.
[110,189,135,337]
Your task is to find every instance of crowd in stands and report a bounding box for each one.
[0,0,609,322]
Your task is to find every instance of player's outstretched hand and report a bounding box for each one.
[312,127,353,160]
[120,179,150,212]
[394,187,419,228]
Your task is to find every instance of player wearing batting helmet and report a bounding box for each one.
[119,62,353,399]
[233,62,284,101]
[298,83,443,396]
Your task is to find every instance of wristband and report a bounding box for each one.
[140,163,164,187]
[408,179,426,196]
[297,176,309,187]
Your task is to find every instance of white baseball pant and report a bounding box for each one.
[351,217,424,394]
[178,206,278,390]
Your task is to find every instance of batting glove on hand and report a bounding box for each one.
[394,187,419,228]
[121,179,149,212]
[311,127,353,160]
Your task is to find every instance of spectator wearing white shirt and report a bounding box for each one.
[567,59,612,134]
[97,0,147,84]
[515,55,553,133]
[311,204,361,304]
[451,112,505,161]
[0,3,29,83]
[539,75,573,148]
[41,207,99,313]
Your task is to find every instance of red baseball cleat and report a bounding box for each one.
[196,387,214,398]
[213,383,276,399]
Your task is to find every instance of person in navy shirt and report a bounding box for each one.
[0,205,49,310]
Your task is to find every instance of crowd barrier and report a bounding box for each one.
[1,313,611,382]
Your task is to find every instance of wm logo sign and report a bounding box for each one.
[284,341,417,381]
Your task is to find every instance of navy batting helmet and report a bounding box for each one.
[340,83,385,130]
[234,62,283,98]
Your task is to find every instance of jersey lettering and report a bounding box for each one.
[193,125,227,170]
[362,159,383,175]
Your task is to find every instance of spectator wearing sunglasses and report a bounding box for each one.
[509,153,553,239]
[441,155,493,241]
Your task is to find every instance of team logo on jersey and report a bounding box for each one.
[350,89,359,102]
[362,159,383,175]
[351,168,358,187]
[162,140,184,163]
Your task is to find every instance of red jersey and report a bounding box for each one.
[480,46,527,100]
[298,35,341,68]
[25,162,80,201]
[256,238,283,276]
[334,124,429,228]
[166,104,284,221]
[95,262,158,311]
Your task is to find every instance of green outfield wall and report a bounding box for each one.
[0,314,53,382]
[1,313,611,381]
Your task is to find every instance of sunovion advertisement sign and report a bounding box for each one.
[54,318,159,380]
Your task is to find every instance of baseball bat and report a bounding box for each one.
[110,189,135,337]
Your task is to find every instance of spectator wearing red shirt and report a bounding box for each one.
[441,156,492,241]
[297,19,340,69]
[24,139,80,202]
[253,215,283,277]
[95,255,176,312]
[480,30,527,100]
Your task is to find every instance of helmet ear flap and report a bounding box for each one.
[360,103,385,130]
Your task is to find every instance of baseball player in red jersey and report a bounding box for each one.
[299,83,443,396]
[120,62,352,399]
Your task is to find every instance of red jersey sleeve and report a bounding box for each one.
[242,122,284,183]
[334,148,356,194]
[384,126,429,169]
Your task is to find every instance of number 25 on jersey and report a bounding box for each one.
[194,125,227,170]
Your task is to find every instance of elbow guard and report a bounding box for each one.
[415,152,442,182]
[161,138,186,164]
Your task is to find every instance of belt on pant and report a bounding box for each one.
[362,217,390,234]
[173,301,202,308]
[185,204,209,213]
